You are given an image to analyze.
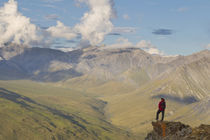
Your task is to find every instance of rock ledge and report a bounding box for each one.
[145,121,210,140]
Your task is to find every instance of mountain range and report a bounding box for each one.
[0,44,210,139]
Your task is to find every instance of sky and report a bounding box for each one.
[0,0,210,55]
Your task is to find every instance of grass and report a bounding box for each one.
[0,80,139,140]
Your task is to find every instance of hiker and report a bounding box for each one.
[156,98,166,121]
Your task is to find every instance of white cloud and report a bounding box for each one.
[103,37,133,49]
[55,47,75,52]
[136,40,153,49]
[206,44,210,49]
[0,0,171,56]
[104,38,164,55]
[75,0,115,45]
[47,21,77,40]
[136,40,164,55]
[0,0,42,46]
[144,47,163,55]
[0,0,116,48]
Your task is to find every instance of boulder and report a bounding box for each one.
[145,121,210,140]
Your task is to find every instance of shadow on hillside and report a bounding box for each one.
[0,87,37,108]
[0,88,87,131]
[0,60,82,82]
[0,60,28,80]
[152,94,198,104]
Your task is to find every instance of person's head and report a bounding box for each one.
[161,98,165,101]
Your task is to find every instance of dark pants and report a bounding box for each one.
[156,110,165,121]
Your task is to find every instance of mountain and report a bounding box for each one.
[101,50,210,135]
[0,45,178,85]
[0,43,26,60]
[1,45,209,84]
[152,56,210,99]
[0,44,210,139]
[0,47,82,81]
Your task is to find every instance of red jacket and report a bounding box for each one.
[158,99,166,111]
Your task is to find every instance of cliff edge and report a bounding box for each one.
[145,121,210,140]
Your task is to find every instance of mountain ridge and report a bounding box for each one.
[1,45,209,83]
[0,45,210,139]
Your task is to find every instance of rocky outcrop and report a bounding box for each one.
[145,121,210,140]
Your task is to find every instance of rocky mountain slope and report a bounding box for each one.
[145,121,210,140]
[101,53,210,135]
[0,45,179,82]
[1,45,209,84]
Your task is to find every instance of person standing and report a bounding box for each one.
[156,98,166,121]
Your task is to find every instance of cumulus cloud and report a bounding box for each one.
[103,37,133,49]
[136,40,164,55]
[47,21,78,40]
[104,37,164,55]
[75,0,115,45]
[0,0,116,48]
[136,40,154,49]
[0,0,42,46]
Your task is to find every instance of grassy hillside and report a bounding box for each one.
[0,80,139,140]
[97,57,210,137]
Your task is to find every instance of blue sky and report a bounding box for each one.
[0,0,210,55]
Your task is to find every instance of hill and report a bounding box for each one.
[0,80,138,140]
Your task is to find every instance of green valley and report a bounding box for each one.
[0,80,139,140]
